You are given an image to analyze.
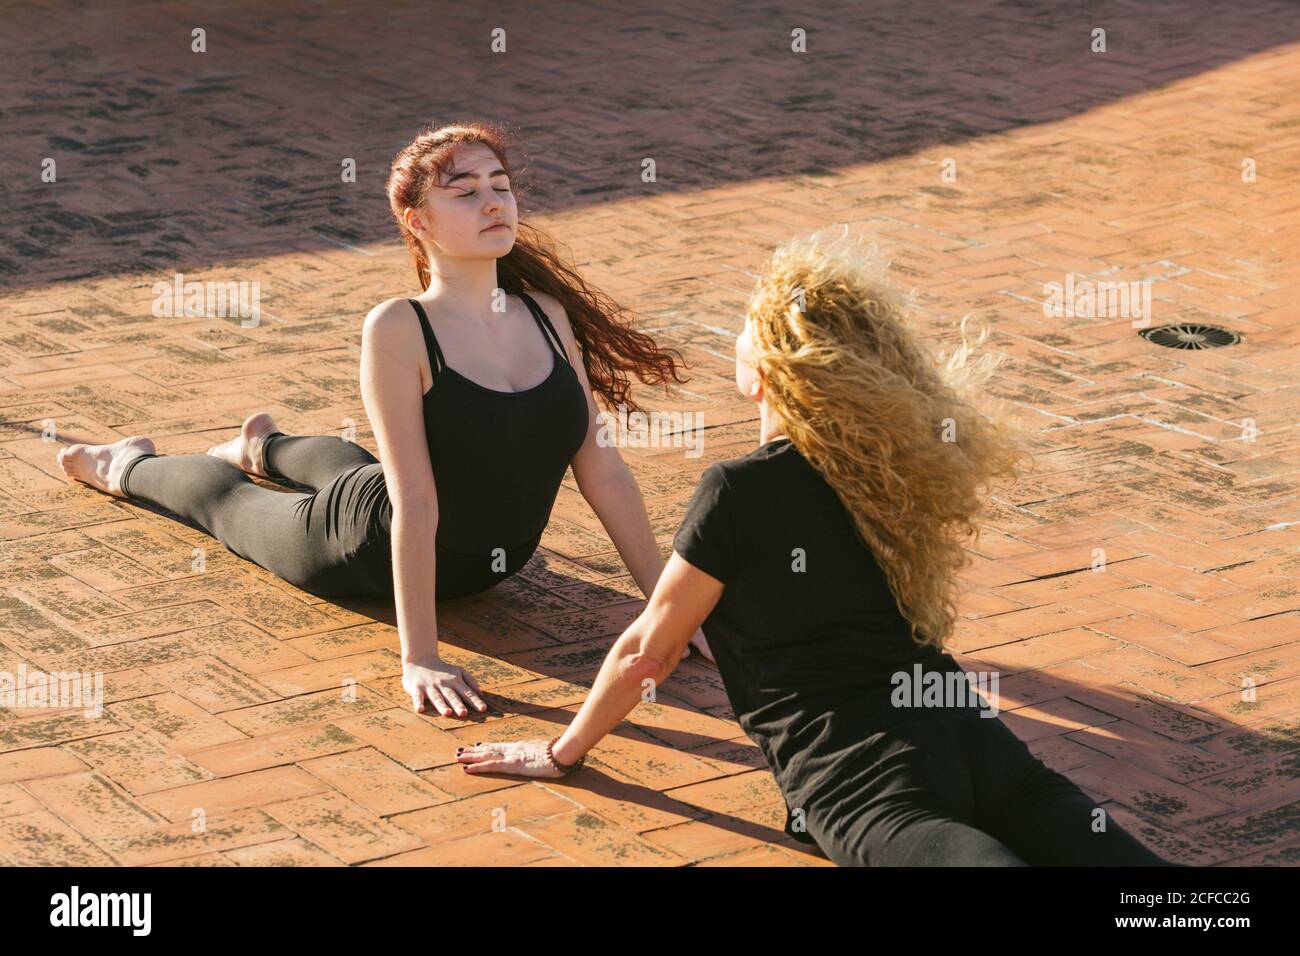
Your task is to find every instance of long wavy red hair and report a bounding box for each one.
[386,120,686,414]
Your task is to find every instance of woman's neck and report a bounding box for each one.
[420,260,504,323]
[759,403,788,446]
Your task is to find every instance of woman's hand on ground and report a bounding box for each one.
[456,739,565,778]
[403,654,487,718]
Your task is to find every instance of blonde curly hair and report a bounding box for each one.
[744,226,1035,651]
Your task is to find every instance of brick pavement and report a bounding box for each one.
[2,1,1299,865]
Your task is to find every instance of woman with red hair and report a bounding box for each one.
[57,121,711,720]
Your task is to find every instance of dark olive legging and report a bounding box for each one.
[119,433,393,598]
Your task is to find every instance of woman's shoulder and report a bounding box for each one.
[702,441,824,511]
[359,299,429,374]
[519,290,573,337]
[365,296,417,325]
[716,438,801,479]
[521,288,562,314]
[361,299,421,335]
[361,298,427,352]
[690,443,776,500]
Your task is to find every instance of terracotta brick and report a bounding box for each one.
[182,619,317,673]
[219,686,394,736]
[665,769,786,815]
[0,746,88,784]
[1068,760,1237,828]
[642,817,772,862]
[1063,645,1238,703]
[106,655,281,713]
[998,697,1123,742]
[416,764,529,800]
[962,626,1119,673]
[389,781,575,845]
[64,730,212,794]
[539,765,708,833]
[516,809,687,866]
[1191,750,1300,810]
[0,783,43,817]
[261,791,423,864]
[6,0,1300,867]
[136,766,330,822]
[107,692,248,752]
[147,852,237,867]
[95,808,292,866]
[255,649,404,696]
[187,723,363,777]
[1101,587,1243,632]
[300,747,455,816]
[1086,614,1241,666]
[22,770,167,835]
[1195,677,1300,723]
[1064,719,1235,784]
[1196,612,1300,653]
[364,830,558,867]
[0,809,117,865]
[695,845,805,866]
[284,622,399,660]
[331,708,462,771]
[222,837,345,866]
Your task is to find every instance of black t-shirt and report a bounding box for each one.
[672,437,969,844]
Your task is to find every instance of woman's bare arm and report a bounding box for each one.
[456,552,724,775]
[360,298,486,718]
[552,553,723,762]
[527,292,678,599]
[527,292,712,660]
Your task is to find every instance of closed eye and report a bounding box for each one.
[458,186,512,198]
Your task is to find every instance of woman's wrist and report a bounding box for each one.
[403,644,439,665]
[549,731,586,767]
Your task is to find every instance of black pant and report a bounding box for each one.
[120,434,393,598]
[803,711,1181,866]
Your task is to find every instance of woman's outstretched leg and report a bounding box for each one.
[969,715,1181,866]
[261,432,377,490]
[983,762,1182,866]
[206,412,378,490]
[823,808,1030,866]
[57,435,379,598]
[804,721,1032,866]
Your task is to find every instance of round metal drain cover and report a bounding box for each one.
[1139,323,1241,349]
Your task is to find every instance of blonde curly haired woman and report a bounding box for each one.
[457,227,1179,867]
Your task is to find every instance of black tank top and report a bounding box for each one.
[402,292,589,575]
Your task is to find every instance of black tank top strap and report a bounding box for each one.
[519,292,571,368]
[408,299,446,377]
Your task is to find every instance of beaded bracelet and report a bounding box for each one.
[546,735,585,775]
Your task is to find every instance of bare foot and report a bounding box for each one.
[56,436,157,498]
[206,412,282,478]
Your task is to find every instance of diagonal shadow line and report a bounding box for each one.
[2,0,1300,292]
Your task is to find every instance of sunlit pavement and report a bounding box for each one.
[1,1,1299,866]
